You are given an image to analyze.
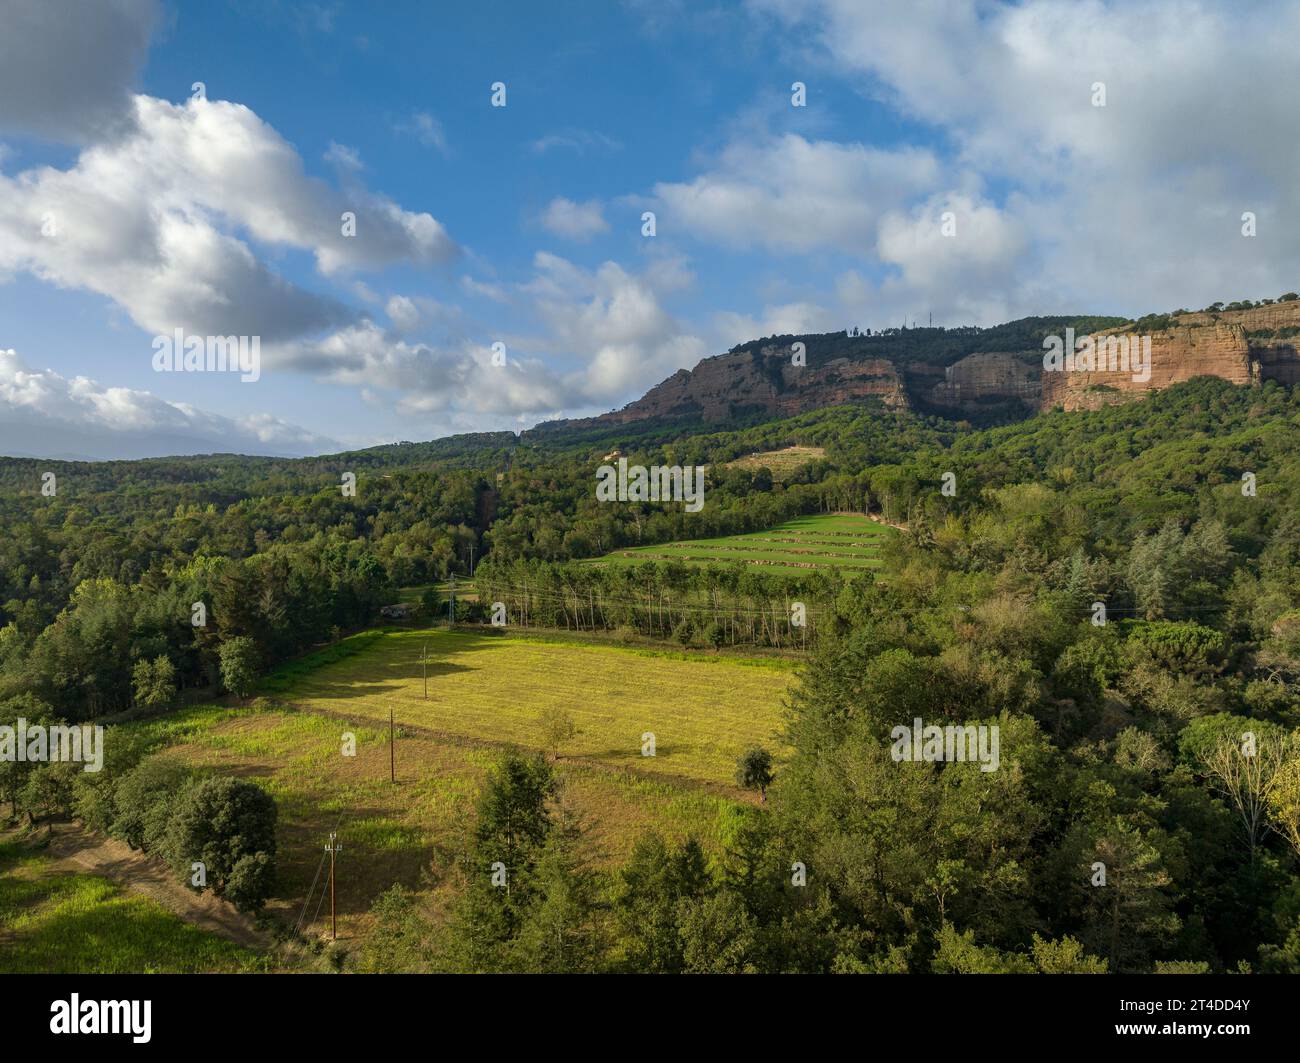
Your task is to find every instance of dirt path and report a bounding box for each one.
[29,823,273,951]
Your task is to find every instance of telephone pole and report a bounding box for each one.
[325,832,342,940]
[389,704,395,782]
[421,640,429,701]
[448,576,456,627]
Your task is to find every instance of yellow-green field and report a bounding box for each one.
[590,513,889,574]
[289,629,790,784]
[723,445,827,479]
[0,841,265,973]
[110,630,795,940]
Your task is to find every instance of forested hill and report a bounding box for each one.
[5,373,1300,972]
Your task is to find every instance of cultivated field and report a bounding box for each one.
[591,513,889,574]
[101,630,794,940]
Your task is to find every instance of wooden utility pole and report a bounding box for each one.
[448,577,456,627]
[421,640,429,700]
[389,705,395,782]
[325,832,342,940]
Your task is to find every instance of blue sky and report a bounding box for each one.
[2,0,1298,458]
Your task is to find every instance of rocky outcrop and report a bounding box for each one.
[1040,303,1300,411]
[573,302,1300,429]
[928,352,1040,410]
[1040,321,1254,412]
[600,346,906,424]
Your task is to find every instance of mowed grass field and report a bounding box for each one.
[112,630,795,940]
[0,841,265,973]
[591,513,890,574]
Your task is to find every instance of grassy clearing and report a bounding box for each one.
[111,630,793,939]
[590,513,889,573]
[0,840,266,973]
[285,629,791,784]
[723,445,826,479]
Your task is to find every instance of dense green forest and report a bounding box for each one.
[4,375,1300,971]
[726,314,1131,369]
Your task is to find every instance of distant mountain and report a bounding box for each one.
[553,302,1300,430]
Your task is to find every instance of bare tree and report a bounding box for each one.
[1196,731,1293,861]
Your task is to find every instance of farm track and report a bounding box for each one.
[21,823,274,950]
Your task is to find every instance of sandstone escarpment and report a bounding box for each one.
[928,352,1040,410]
[601,346,906,424]
[1040,321,1254,412]
[579,301,1300,430]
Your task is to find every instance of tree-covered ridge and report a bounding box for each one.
[725,314,1131,369]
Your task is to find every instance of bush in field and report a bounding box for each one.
[163,776,277,912]
[538,706,577,760]
[735,746,774,800]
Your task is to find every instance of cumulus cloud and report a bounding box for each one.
[527,253,708,399]
[383,294,463,335]
[712,301,842,348]
[871,192,1030,323]
[276,252,710,419]
[0,0,159,143]
[651,133,940,252]
[0,348,336,459]
[749,0,1300,314]
[273,320,574,417]
[0,95,459,343]
[539,197,610,242]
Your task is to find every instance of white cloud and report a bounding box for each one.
[527,253,708,399]
[712,301,841,347]
[530,129,622,155]
[872,192,1029,323]
[383,294,462,335]
[0,348,335,459]
[651,133,940,252]
[394,112,448,153]
[460,276,510,303]
[749,0,1300,314]
[324,141,364,173]
[539,197,610,242]
[275,320,574,416]
[0,95,459,343]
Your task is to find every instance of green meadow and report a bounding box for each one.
[590,513,889,574]
[97,629,793,940]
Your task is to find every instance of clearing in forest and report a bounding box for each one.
[108,630,793,940]
[591,512,889,574]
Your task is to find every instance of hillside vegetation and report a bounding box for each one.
[3,373,1300,972]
